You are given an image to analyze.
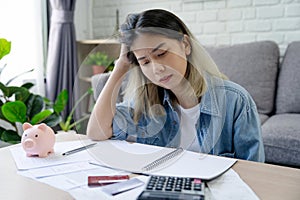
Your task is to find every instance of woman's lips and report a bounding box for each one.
[159,74,172,83]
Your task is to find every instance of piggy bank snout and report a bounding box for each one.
[23,138,36,149]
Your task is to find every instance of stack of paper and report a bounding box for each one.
[10,140,131,198]
[10,139,258,200]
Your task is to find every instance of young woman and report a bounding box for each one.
[87,9,265,162]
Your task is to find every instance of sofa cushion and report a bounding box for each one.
[259,114,269,125]
[276,41,300,114]
[262,114,300,167]
[205,41,279,115]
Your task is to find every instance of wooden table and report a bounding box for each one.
[1,133,299,200]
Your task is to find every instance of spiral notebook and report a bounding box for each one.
[141,147,184,171]
[88,140,237,180]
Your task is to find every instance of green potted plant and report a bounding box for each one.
[0,38,61,145]
[84,51,114,75]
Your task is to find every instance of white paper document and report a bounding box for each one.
[206,169,260,200]
[19,161,99,178]
[68,176,149,200]
[10,140,97,170]
[37,166,129,191]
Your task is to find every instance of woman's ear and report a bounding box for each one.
[182,35,191,56]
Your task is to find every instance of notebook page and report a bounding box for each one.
[89,140,236,180]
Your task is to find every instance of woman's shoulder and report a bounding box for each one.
[210,77,249,96]
[222,79,249,95]
[209,77,256,108]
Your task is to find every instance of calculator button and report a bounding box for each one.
[165,186,172,191]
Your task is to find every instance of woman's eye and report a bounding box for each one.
[157,51,167,57]
[141,60,150,66]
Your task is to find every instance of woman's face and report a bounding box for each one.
[131,33,191,90]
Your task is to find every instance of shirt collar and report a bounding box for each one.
[163,90,175,111]
[162,76,222,117]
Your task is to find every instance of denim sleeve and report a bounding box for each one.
[234,95,265,162]
[111,103,137,140]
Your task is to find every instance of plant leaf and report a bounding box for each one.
[31,109,53,125]
[64,88,93,129]
[21,82,34,90]
[43,97,53,109]
[84,52,113,66]
[26,94,44,118]
[0,104,5,120]
[0,38,11,60]
[54,89,68,114]
[14,87,31,102]
[87,87,94,94]
[1,101,27,123]
[0,129,21,144]
[42,113,62,127]
[0,82,30,100]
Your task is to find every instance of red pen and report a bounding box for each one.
[88,175,130,186]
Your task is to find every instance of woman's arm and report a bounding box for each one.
[233,95,265,162]
[87,45,131,140]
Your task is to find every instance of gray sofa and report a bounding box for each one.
[91,40,300,168]
[206,41,300,168]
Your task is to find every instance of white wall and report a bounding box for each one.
[85,0,300,57]
[0,0,47,95]
[74,0,93,40]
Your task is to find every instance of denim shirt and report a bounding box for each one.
[112,76,265,162]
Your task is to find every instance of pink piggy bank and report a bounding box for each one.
[21,123,55,158]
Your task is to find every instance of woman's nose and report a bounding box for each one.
[152,63,166,74]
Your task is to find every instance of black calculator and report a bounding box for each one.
[137,175,205,200]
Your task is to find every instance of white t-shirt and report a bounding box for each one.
[177,103,200,152]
